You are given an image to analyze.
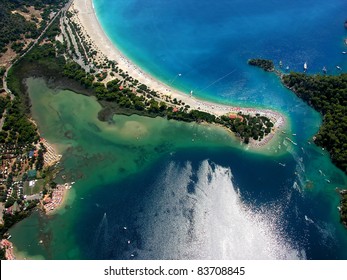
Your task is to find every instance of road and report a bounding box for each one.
[2,0,74,98]
[0,0,73,131]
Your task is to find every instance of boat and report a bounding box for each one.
[336,65,342,70]
[342,51,347,54]
[325,179,331,183]
[303,62,308,72]
[279,163,286,167]
[279,61,283,68]
[286,66,290,71]
[322,66,327,74]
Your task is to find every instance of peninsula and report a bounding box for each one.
[63,0,285,146]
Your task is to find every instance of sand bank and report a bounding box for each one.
[70,0,286,147]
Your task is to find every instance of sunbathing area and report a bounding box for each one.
[37,138,62,166]
[0,239,15,260]
[43,183,71,214]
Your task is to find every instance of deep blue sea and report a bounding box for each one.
[9,0,347,260]
[90,0,347,259]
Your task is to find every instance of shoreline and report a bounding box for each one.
[70,0,286,149]
[43,182,73,215]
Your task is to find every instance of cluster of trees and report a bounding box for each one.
[0,201,37,236]
[0,99,39,145]
[248,59,274,72]
[340,191,347,228]
[0,96,10,118]
[0,1,37,53]
[282,73,347,173]
[0,0,66,53]
[220,114,273,144]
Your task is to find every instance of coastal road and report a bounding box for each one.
[0,0,74,132]
[1,0,74,99]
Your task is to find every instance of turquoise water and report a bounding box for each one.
[9,0,347,259]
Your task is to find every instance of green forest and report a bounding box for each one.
[248,59,275,72]
[282,73,347,174]
[0,0,65,53]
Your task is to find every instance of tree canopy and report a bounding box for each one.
[282,73,347,173]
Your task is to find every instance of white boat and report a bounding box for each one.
[336,65,342,70]
[303,62,308,72]
[322,66,327,74]
[342,51,347,54]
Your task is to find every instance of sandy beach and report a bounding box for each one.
[70,0,286,147]
[43,183,72,215]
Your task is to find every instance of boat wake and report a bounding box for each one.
[132,160,305,259]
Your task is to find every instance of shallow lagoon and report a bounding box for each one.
[9,77,347,259]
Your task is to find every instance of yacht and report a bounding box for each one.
[303,62,308,72]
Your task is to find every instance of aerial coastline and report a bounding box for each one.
[1,0,346,261]
[69,0,286,149]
